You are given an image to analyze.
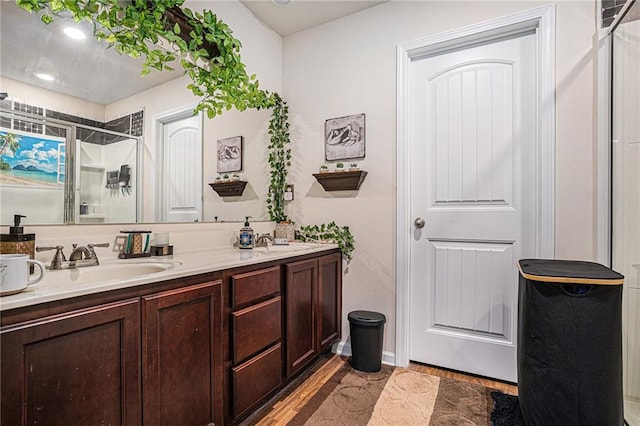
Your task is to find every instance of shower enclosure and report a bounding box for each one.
[0,107,141,224]
[611,1,640,424]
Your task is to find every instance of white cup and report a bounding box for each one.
[0,254,46,296]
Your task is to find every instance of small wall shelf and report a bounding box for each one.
[209,180,248,197]
[79,213,105,220]
[312,170,367,191]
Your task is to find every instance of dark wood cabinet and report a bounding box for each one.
[285,253,342,379]
[1,299,141,425]
[0,280,223,426]
[142,280,223,426]
[1,249,341,426]
[318,252,342,352]
[285,258,318,378]
[232,343,282,419]
[231,265,280,308]
[231,296,282,364]
[229,266,283,421]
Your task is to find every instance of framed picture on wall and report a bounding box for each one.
[325,113,365,161]
[216,136,243,173]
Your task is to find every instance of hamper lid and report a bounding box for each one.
[518,259,624,285]
[348,310,386,326]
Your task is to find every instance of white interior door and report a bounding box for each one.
[162,113,202,223]
[408,33,536,382]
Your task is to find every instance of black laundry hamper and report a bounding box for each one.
[517,259,624,426]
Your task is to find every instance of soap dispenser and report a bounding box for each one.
[238,216,254,249]
[1,214,36,272]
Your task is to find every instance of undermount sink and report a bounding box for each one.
[41,260,182,286]
[253,242,321,254]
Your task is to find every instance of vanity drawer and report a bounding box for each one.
[231,266,281,308]
[232,343,282,419]
[232,296,282,364]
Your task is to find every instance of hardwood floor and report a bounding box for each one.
[251,354,345,425]
[249,354,518,425]
[407,362,518,395]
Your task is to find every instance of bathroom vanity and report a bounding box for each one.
[0,245,342,425]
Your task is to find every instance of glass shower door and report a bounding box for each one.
[611,1,640,424]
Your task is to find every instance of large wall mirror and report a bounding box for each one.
[611,0,640,424]
[0,1,278,225]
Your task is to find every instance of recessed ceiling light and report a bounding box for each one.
[272,0,293,5]
[63,27,86,40]
[35,73,55,81]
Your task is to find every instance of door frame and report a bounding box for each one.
[395,5,556,368]
[153,104,203,222]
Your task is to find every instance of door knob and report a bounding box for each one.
[414,217,425,228]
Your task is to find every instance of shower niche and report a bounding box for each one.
[77,137,137,224]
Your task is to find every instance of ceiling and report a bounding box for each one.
[0,2,184,105]
[239,0,387,36]
[0,1,386,106]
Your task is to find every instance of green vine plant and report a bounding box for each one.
[297,222,355,261]
[266,94,291,222]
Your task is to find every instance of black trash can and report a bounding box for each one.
[517,259,624,426]
[348,310,386,372]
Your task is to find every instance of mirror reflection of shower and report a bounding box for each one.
[78,137,137,224]
[611,1,640,424]
[0,107,140,224]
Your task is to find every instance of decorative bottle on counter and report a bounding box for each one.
[238,216,254,249]
[0,214,36,273]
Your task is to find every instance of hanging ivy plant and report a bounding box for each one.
[266,94,291,222]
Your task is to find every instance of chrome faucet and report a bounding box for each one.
[37,243,110,270]
[255,234,274,248]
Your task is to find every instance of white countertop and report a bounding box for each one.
[0,242,338,312]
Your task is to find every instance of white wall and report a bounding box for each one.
[106,0,282,223]
[1,77,106,122]
[282,1,599,356]
[1,186,64,224]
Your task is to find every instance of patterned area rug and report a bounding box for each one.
[287,362,495,425]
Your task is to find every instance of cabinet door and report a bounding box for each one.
[142,280,223,426]
[318,252,342,352]
[285,258,318,378]
[1,299,141,426]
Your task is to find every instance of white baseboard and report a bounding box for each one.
[333,340,396,366]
